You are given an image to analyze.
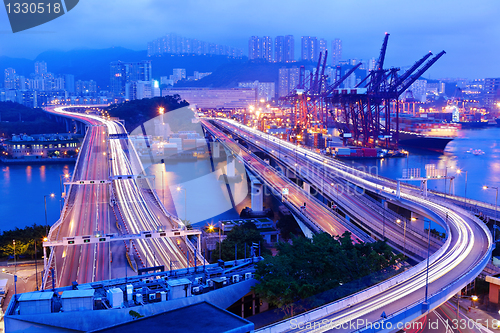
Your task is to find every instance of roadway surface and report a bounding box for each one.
[43,106,202,288]
[207,118,492,333]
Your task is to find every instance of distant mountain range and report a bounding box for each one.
[0,47,249,90]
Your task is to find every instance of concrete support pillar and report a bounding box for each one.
[241,297,244,318]
[421,179,428,197]
[226,155,236,178]
[251,179,263,212]
[65,119,70,132]
[488,279,499,304]
[212,142,220,159]
[303,182,311,194]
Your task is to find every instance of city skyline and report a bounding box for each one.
[0,0,498,79]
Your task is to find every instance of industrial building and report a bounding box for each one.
[5,259,260,332]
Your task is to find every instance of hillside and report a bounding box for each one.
[105,96,191,133]
[0,101,66,137]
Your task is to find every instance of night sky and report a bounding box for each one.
[0,0,498,79]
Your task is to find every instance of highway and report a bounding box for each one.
[43,106,202,288]
[206,120,443,260]
[205,118,493,333]
[202,120,370,243]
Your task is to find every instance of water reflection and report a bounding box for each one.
[355,127,500,205]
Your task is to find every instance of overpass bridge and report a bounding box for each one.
[41,106,204,289]
[203,118,493,333]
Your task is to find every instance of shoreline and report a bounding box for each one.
[0,158,77,165]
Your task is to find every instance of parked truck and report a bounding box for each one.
[0,279,9,296]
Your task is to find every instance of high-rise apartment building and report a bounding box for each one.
[148,33,243,58]
[110,61,152,98]
[274,36,284,63]
[34,61,48,77]
[301,36,318,62]
[171,68,186,83]
[248,36,260,60]
[275,35,295,63]
[331,39,342,66]
[76,80,97,96]
[4,68,16,89]
[284,35,294,63]
[261,36,272,62]
[278,67,300,97]
[484,78,500,108]
[248,36,272,62]
[64,74,75,93]
[319,39,327,59]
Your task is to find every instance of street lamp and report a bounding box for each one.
[176,186,187,223]
[444,166,454,197]
[44,193,55,236]
[59,173,70,197]
[456,169,468,204]
[483,185,498,241]
[456,294,478,319]
[34,238,39,290]
[13,240,16,276]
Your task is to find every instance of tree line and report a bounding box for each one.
[0,224,47,259]
[252,232,404,318]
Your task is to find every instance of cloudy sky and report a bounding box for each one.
[1,0,498,79]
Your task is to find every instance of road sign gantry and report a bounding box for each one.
[43,228,201,247]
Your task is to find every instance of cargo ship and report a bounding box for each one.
[396,120,460,152]
[334,147,405,159]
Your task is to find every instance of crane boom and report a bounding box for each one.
[397,51,446,95]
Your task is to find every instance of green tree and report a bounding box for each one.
[212,222,270,262]
[252,232,403,318]
[276,214,299,241]
[0,224,47,259]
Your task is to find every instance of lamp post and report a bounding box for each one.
[176,186,187,224]
[444,166,454,197]
[41,236,48,291]
[13,240,16,276]
[322,160,327,204]
[406,150,409,171]
[424,213,436,308]
[44,193,55,236]
[456,294,478,319]
[34,238,39,290]
[59,173,70,197]
[483,185,498,241]
[456,169,468,204]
